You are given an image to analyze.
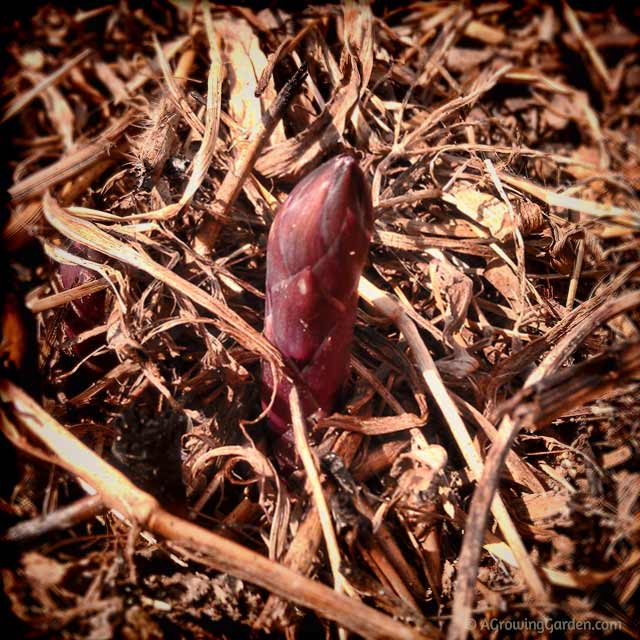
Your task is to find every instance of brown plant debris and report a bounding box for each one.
[1,2,639,639]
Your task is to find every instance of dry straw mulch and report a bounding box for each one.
[1,2,639,639]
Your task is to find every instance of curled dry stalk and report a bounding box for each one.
[42,192,282,368]
[357,276,549,605]
[193,64,309,254]
[448,340,640,640]
[0,379,433,640]
[289,386,356,640]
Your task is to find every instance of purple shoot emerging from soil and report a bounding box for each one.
[58,243,106,355]
[262,154,373,462]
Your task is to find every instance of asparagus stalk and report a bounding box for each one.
[262,154,373,458]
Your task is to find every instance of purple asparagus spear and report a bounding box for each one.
[58,243,106,355]
[262,154,373,457]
